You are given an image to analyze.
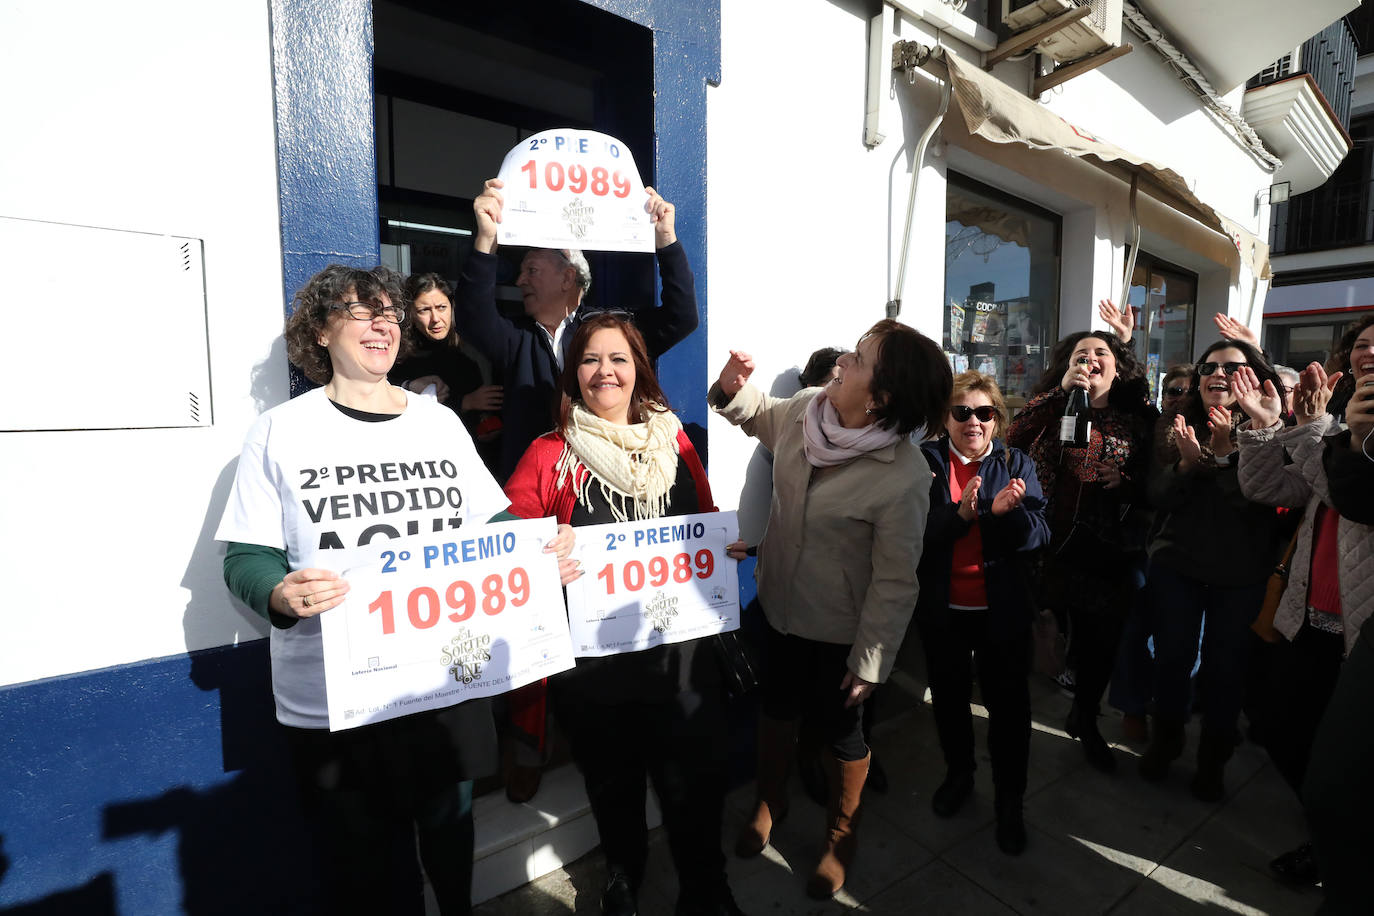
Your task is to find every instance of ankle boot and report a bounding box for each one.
[994,794,1027,856]
[735,716,796,858]
[1138,718,1186,782]
[806,751,869,900]
[1190,727,1235,802]
[1065,702,1115,773]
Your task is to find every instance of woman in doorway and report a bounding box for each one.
[1007,330,1157,772]
[504,313,741,916]
[713,320,950,900]
[390,272,504,470]
[916,371,1048,855]
[216,264,575,915]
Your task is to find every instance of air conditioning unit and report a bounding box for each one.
[1002,0,1123,62]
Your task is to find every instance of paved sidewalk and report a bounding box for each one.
[474,649,1320,915]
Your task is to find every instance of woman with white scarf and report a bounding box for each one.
[711,320,951,901]
[504,313,738,916]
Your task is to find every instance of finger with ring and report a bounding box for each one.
[303,594,313,609]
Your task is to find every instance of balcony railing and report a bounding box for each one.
[1247,17,1356,135]
[1270,177,1374,254]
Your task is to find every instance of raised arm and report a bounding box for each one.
[454,178,523,370]
[636,187,699,359]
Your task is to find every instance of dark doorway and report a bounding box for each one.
[373,0,655,313]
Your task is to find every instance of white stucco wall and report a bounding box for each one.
[0,1,284,686]
[705,0,1274,532]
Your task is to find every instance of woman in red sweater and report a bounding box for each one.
[504,313,739,916]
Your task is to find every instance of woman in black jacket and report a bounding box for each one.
[1007,332,1158,772]
[1139,339,1287,800]
[917,372,1049,855]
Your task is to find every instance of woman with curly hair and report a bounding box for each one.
[216,264,576,915]
[1007,331,1157,772]
[1138,338,1289,801]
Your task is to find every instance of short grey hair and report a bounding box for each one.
[555,248,592,296]
[1273,364,1299,387]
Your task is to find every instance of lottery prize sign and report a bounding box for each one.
[320,517,575,731]
[494,128,653,253]
[566,511,740,657]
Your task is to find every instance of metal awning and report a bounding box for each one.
[941,52,1271,281]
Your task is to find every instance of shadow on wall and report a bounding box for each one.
[734,369,803,545]
[0,339,324,914]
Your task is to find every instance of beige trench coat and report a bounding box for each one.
[711,383,928,683]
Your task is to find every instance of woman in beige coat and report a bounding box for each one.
[711,319,951,900]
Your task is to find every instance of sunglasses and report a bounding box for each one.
[950,405,998,422]
[1197,361,1246,376]
[1164,386,1189,398]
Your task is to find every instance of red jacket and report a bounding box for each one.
[504,428,717,521]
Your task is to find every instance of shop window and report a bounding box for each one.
[1264,320,1356,370]
[944,174,1061,404]
[1124,253,1197,405]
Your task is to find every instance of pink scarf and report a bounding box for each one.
[801,390,900,467]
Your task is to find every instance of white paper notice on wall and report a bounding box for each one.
[493,129,654,253]
[0,216,210,431]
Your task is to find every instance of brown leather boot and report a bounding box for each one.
[734,716,797,858]
[806,750,869,899]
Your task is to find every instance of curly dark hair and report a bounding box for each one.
[557,313,671,429]
[862,319,953,437]
[284,265,409,385]
[1032,330,1143,396]
[1177,339,1282,429]
[1325,313,1374,409]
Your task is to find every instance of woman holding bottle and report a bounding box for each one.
[1007,330,1157,772]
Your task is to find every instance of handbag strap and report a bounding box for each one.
[1274,513,1304,577]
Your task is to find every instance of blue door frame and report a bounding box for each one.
[271,0,720,438]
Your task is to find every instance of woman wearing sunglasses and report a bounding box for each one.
[1007,331,1157,773]
[1139,339,1288,800]
[916,372,1048,855]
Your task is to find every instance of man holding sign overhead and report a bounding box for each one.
[454,130,699,483]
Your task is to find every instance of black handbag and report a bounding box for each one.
[711,629,762,696]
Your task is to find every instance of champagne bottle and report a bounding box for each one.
[1059,356,1092,447]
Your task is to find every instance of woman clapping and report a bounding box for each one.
[916,372,1048,855]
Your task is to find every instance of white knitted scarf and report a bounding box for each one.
[555,402,683,522]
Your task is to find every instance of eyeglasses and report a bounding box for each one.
[331,301,407,325]
[1196,361,1246,376]
[950,405,998,422]
[1164,386,1189,398]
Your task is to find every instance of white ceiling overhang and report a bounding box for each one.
[1138,0,1360,94]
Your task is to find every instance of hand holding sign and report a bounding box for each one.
[493,129,655,253]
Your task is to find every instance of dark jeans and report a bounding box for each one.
[1108,561,1153,716]
[284,720,477,916]
[1041,551,1135,715]
[918,612,1031,800]
[1305,631,1374,915]
[1147,560,1266,733]
[1266,623,1343,794]
[759,620,867,761]
[550,679,730,900]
